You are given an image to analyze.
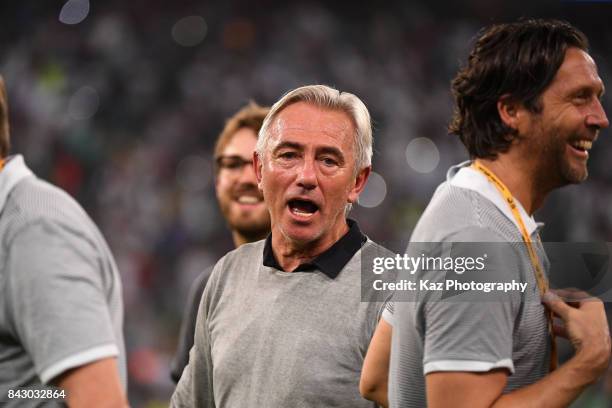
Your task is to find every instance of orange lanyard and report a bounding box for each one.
[472,160,557,371]
[0,158,4,171]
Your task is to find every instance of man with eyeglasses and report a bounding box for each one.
[170,102,271,383]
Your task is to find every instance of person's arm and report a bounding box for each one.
[6,219,127,402]
[426,291,611,408]
[360,317,392,407]
[54,358,128,408]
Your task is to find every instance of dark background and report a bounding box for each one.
[2,1,611,406]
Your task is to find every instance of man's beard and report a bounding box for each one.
[230,213,270,242]
[533,125,588,191]
[218,184,270,242]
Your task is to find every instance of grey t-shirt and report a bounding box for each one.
[388,163,550,407]
[171,230,387,407]
[0,156,126,406]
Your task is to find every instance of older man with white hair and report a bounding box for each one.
[171,84,387,407]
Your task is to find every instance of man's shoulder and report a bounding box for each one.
[224,240,265,261]
[4,176,87,224]
[202,240,266,309]
[411,181,500,242]
[425,180,485,219]
[1,175,118,262]
[211,240,265,276]
[361,239,396,260]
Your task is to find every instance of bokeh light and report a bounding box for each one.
[68,86,100,120]
[405,137,440,174]
[358,171,388,208]
[59,0,90,25]
[172,16,207,47]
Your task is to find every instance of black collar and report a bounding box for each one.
[262,219,367,279]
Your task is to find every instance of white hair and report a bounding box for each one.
[256,84,373,174]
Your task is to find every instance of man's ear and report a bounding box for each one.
[347,166,371,204]
[497,94,525,131]
[253,151,263,190]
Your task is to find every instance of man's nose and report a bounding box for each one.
[296,159,317,190]
[586,99,610,129]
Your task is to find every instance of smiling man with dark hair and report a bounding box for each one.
[386,19,611,408]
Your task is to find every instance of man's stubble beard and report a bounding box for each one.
[230,211,271,242]
[531,121,588,193]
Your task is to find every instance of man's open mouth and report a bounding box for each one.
[288,199,319,217]
[569,139,593,153]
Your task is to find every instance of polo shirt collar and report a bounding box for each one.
[448,161,539,235]
[0,155,34,213]
[262,218,367,278]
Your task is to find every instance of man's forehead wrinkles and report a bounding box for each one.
[552,60,604,97]
[558,76,605,96]
[274,117,351,133]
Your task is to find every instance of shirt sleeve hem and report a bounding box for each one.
[424,358,514,375]
[381,307,394,327]
[39,343,119,384]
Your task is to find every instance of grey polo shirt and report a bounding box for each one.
[171,220,387,407]
[0,155,126,405]
[388,162,550,407]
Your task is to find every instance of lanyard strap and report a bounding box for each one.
[472,160,557,371]
[0,158,4,171]
[472,161,547,293]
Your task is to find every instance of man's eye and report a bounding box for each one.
[226,160,243,169]
[572,91,591,104]
[321,157,338,167]
[279,152,297,159]
[226,158,247,169]
[217,156,251,170]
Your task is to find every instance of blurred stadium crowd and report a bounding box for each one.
[1,0,611,406]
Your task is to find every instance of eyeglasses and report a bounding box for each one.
[216,155,254,172]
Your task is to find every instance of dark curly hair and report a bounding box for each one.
[449,19,589,159]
